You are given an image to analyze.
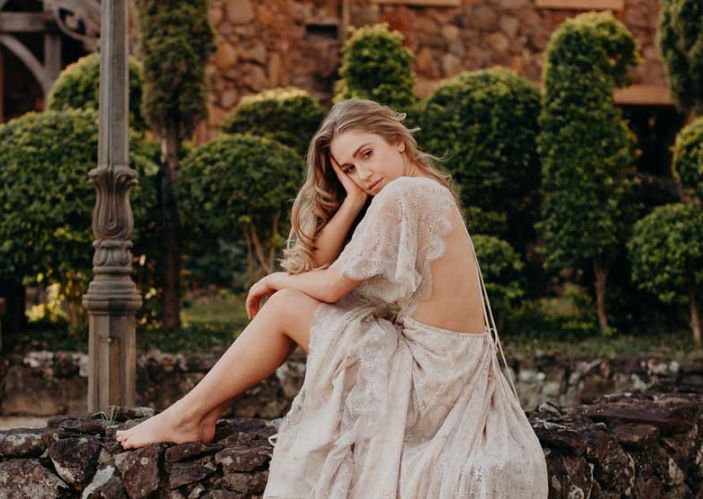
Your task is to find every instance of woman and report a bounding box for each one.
[116,98,549,498]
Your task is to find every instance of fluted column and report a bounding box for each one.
[82,0,141,412]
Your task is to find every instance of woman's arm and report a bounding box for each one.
[269,267,361,303]
[311,195,367,267]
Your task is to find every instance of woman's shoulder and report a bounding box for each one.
[374,175,450,204]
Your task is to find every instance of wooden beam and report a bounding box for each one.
[0,12,50,32]
[536,0,624,10]
[372,0,461,6]
[0,34,52,97]
[613,85,673,106]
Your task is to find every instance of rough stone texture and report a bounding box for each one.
[1,392,702,497]
[195,0,666,141]
[0,349,296,419]
[2,347,700,418]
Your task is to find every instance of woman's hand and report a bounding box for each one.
[329,153,368,205]
[245,273,279,320]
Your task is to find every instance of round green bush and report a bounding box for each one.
[419,67,541,218]
[0,109,159,287]
[627,203,703,305]
[472,234,525,322]
[333,22,416,111]
[47,53,147,131]
[671,115,703,201]
[178,133,304,279]
[220,87,325,158]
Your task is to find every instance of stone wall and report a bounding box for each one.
[1,347,701,419]
[0,391,702,497]
[201,0,667,140]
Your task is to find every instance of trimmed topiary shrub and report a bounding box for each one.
[657,0,703,119]
[537,11,641,333]
[472,234,524,327]
[47,52,147,131]
[671,115,703,202]
[419,67,542,220]
[333,22,416,111]
[627,203,703,348]
[135,0,216,328]
[220,87,325,158]
[0,109,159,325]
[178,133,304,282]
[135,0,215,139]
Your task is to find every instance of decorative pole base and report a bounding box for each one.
[83,274,142,413]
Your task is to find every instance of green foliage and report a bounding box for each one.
[419,67,542,220]
[627,203,703,304]
[505,284,599,338]
[656,0,703,116]
[472,234,524,322]
[671,115,703,201]
[0,109,159,297]
[333,22,417,111]
[221,87,325,157]
[178,133,304,280]
[134,0,216,138]
[537,11,641,270]
[46,52,147,131]
[464,207,508,239]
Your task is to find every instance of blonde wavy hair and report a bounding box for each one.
[278,98,461,275]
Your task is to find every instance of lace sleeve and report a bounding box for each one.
[329,178,422,303]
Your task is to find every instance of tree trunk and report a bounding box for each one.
[593,255,609,333]
[689,284,702,350]
[160,121,182,329]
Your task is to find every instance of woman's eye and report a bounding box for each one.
[363,150,372,159]
[346,165,355,173]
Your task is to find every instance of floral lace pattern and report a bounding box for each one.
[263,176,548,498]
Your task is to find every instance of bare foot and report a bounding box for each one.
[115,401,217,450]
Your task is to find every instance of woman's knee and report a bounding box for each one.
[262,288,317,319]
[262,288,320,346]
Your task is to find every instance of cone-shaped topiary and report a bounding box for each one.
[333,22,416,112]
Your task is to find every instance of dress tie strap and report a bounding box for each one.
[465,229,520,402]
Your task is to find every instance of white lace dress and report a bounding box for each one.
[263,176,549,498]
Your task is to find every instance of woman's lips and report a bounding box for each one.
[369,179,382,191]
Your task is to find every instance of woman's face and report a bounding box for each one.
[329,130,408,196]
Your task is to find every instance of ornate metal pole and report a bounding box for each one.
[82,0,141,412]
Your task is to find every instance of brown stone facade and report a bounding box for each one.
[199,0,669,142]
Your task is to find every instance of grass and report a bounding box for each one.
[503,330,701,360]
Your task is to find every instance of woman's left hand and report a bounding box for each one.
[245,272,286,320]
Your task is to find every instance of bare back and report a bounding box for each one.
[330,175,489,335]
[410,199,486,334]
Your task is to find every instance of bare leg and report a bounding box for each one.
[115,289,320,449]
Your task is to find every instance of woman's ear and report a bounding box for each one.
[397,140,406,153]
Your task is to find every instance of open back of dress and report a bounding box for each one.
[263,176,548,498]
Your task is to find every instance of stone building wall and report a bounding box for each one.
[200,0,668,141]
